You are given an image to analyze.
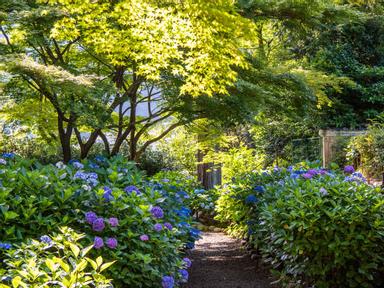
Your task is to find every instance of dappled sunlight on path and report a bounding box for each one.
[186,232,275,288]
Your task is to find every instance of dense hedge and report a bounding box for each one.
[0,154,200,287]
[216,164,384,287]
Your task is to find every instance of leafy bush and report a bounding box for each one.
[216,164,384,287]
[348,122,384,179]
[0,227,113,288]
[153,171,218,216]
[0,154,199,287]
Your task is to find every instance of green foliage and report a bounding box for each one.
[348,120,384,178]
[0,155,199,287]
[309,14,384,128]
[43,0,255,97]
[152,170,218,215]
[216,165,384,287]
[0,227,113,288]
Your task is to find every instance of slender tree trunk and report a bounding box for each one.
[129,92,137,161]
[58,115,73,163]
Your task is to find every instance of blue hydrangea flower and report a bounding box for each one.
[2,153,15,159]
[94,155,106,163]
[176,207,191,218]
[73,171,98,186]
[103,186,114,201]
[177,191,190,199]
[179,269,189,282]
[88,162,100,169]
[73,162,84,170]
[189,228,201,239]
[0,159,6,165]
[0,242,12,249]
[194,189,205,194]
[245,194,258,204]
[254,186,265,193]
[186,242,195,249]
[183,257,192,268]
[124,185,141,195]
[162,276,175,288]
[319,187,328,196]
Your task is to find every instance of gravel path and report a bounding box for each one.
[186,232,276,288]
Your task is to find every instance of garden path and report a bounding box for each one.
[186,232,275,288]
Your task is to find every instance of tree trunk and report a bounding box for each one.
[57,115,73,163]
[75,129,100,159]
[129,93,137,161]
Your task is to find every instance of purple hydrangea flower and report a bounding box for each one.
[106,237,118,249]
[320,169,327,175]
[40,235,52,244]
[344,165,355,174]
[124,185,141,195]
[162,276,175,288]
[302,173,313,179]
[150,206,164,219]
[93,236,104,249]
[92,218,105,232]
[307,169,318,176]
[85,212,98,225]
[183,257,192,268]
[109,217,119,227]
[179,269,189,282]
[154,223,163,232]
[140,234,149,241]
[0,159,6,165]
[164,222,173,230]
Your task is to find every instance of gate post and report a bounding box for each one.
[319,129,366,168]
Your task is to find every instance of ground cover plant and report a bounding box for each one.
[216,163,384,287]
[0,154,199,287]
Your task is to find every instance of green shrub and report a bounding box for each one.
[0,154,199,287]
[153,171,219,215]
[216,164,384,287]
[0,227,113,288]
[348,122,384,179]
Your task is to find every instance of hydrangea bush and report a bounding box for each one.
[0,154,199,287]
[152,171,219,216]
[0,227,113,288]
[216,163,384,287]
